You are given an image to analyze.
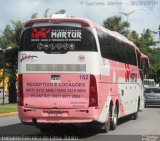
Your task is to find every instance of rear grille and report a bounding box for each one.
[26,64,86,72]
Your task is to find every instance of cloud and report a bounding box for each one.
[0,0,159,36]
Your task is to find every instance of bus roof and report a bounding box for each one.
[25,16,144,55]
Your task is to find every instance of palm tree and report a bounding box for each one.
[55,9,66,14]
[0,20,24,103]
[128,30,139,46]
[103,16,130,37]
[140,29,157,47]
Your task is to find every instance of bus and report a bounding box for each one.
[17,15,148,133]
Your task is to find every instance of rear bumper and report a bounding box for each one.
[18,106,100,125]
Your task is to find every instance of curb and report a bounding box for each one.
[0,112,18,118]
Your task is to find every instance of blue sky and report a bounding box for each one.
[0,0,160,41]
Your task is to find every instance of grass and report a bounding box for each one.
[0,103,17,114]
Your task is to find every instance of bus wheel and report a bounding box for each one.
[101,106,112,133]
[110,105,118,130]
[130,111,138,120]
[133,112,138,120]
[131,99,140,120]
[101,120,110,133]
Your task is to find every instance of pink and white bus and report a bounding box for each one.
[18,15,148,133]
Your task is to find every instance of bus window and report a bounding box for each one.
[97,29,137,66]
[20,26,97,53]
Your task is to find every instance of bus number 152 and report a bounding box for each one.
[80,75,89,80]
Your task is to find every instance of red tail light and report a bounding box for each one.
[18,74,24,106]
[81,22,89,27]
[89,75,98,107]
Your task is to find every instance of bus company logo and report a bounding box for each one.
[31,28,51,39]
[51,29,82,39]
[20,54,38,62]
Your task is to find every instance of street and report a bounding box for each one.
[0,107,160,141]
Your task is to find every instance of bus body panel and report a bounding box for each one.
[22,73,90,109]
[18,52,101,74]
[18,54,142,124]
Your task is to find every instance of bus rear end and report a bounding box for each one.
[18,18,102,129]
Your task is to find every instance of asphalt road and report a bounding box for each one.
[0,107,160,141]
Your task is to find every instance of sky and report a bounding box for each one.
[0,0,160,41]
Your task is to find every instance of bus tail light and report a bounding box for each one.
[89,75,98,107]
[18,74,24,106]
[81,22,89,27]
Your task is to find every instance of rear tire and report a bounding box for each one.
[131,98,140,120]
[101,105,112,133]
[101,120,110,133]
[110,105,118,130]
[131,112,138,120]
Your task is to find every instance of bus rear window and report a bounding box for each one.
[20,26,97,53]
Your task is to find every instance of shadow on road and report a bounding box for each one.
[0,116,142,140]
[0,123,101,139]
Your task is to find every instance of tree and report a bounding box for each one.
[0,20,24,103]
[103,16,130,37]
[129,28,159,82]
[31,13,38,19]
[0,25,16,48]
[55,9,66,14]
[0,20,24,48]
[128,31,139,46]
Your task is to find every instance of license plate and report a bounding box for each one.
[48,111,68,117]
[49,112,62,117]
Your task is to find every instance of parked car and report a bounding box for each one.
[144,87,160,107]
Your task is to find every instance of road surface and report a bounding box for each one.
[0,107,160,141]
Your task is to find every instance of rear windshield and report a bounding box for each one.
[144,88,160,93]
[20,26,97,53]
[144,80,155,86]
